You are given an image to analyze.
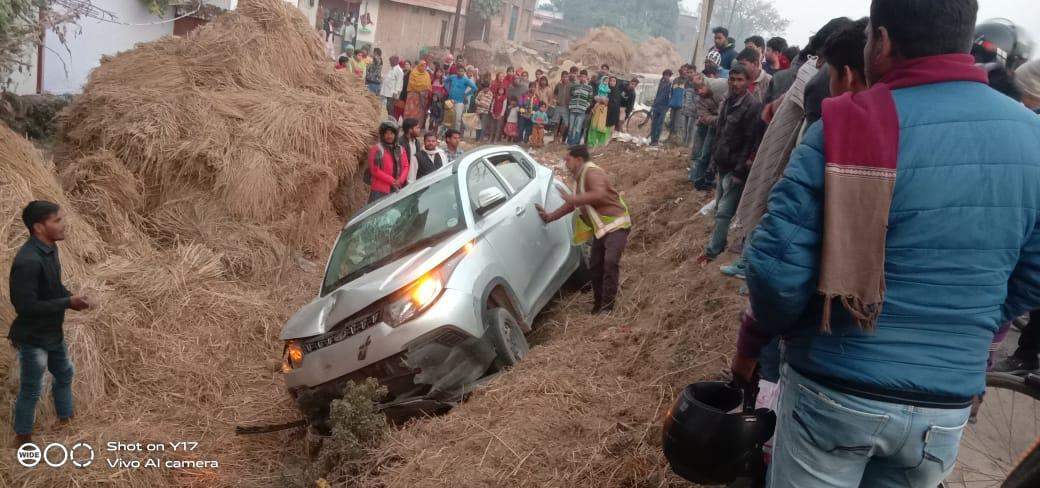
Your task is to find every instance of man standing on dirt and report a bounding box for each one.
[553,72,574,143]
[734,1,1040,485]
[711,27,739,71]
[649,69,673,146]
[9,201,91,447]
[567,71,594,145]
[537,145,631,315]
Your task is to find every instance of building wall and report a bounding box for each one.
[373,1,456,61]
[355,0,380,46]
[674,14,698,63]
[42,0,174,94]
[5,10,41,95]
[297,0,320,28]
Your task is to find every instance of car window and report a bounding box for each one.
[486,153,533,193]
[322,178,463,295]
[466,160,508,214]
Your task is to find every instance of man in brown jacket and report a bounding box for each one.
[537,145,631,314]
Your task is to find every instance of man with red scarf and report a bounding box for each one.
[731,0,1040,486]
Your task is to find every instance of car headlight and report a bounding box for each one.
[281,340,304,372]
[382,242,472,327]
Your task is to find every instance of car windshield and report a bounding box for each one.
[322,178,463,295]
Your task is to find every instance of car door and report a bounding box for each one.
[466,156,545,315]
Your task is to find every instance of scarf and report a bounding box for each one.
[382,141,402,179]
[408,67,432,93]
[818,54,987,332]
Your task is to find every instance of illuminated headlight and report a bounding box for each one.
[382,242,471,327]
[281,340,304,372]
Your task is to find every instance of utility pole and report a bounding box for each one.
[692,0,716,66]
[450,0,465,53]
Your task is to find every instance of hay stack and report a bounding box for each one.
[562,26,639,74]
[636,37,686,74]
[0,0,381,485]
[59,0,379,277]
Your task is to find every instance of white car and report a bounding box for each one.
[278,145,587,430]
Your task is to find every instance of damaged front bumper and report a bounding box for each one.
[285,288,498,429]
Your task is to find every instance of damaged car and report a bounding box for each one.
[280,146,586,430]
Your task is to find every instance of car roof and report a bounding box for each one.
[348,144,526,226]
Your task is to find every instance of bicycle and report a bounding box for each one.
[942,372,1040,487]
[624,108,671,143]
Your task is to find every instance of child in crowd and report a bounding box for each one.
[586,96,611,148]
[503,98,520,143]
[529,103,549,148]
[490,86,508,142]
[474,83,494,141]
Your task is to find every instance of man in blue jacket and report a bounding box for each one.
[445,72,476,132]
[649,69,672,146]
[732,0,1040,486]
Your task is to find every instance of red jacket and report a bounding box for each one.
[368,144,409,194]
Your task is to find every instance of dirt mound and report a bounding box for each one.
[354,144,746,487]
[0,0,379,485]
[562,27,639,74]
[464,40,551,79]
[58,0,378,275]
[635,37,686,74]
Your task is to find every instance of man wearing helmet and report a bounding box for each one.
[710,26,739,71]
[734,0,1040,486]
[367,122,409,203]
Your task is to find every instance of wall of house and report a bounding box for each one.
[355,0,380,46]
[42,0,174,94]
[5,11,41,95]
[296,0,320,28]
[485,0,534,46]
[373,1,455,61]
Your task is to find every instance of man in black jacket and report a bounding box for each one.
[415,132,447,179]
[8,201,90,447]
[698,64,763,264]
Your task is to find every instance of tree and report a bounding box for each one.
[550,0,682,42]
[708,0,790,47]
[470,0,504,19]
[1,0,88,87]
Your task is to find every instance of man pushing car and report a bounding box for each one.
[537,145,632,315]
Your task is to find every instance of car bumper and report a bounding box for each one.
[284,288,495,402]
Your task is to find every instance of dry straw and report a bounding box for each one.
[0,0,379,485]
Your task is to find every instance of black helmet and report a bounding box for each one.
[662,381,776,484]
[973,19,1034,71]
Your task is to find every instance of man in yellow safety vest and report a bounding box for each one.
[537,145,632,314]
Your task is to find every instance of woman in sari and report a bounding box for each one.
[405,60,432,128]
[606,77,623,140]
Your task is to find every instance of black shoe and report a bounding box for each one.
[993,354,1040,375]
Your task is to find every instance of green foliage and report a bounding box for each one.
[1,0,46,81]
[314,378,389,483]
[471,0,504,20]
[139,0,172,16]
[708,0,790,46]
[549,0,681,42]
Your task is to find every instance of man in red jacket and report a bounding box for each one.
[368,122,409,202]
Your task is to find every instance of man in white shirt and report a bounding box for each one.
[379,55,403,118]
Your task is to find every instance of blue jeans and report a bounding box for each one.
[567,112,586,145]
[519,117,533,142]
[705,171,744,258]
[367,82,381,95]
[689,124,716,185]
[650,108,666,144]
[13,341,75,435]
[768,365,971,488]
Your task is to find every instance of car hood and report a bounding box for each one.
[279,232,474,341]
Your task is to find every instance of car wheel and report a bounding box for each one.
[564,242,593,291]
[487,307,529,368]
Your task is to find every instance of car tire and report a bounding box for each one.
[486,307,529,368]
[564,242,593,291]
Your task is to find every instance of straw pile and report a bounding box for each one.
[636,37,687,75]
[0,0,380,485]
[562,27,639,74]
[58,0,379,277]
[353,144,746,487]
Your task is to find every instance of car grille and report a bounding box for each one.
[301,310,380,354]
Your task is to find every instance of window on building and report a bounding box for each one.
[508,5,519,40]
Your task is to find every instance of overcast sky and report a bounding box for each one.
[678,0,1040,46]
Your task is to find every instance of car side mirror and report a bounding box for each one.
[476,187,507,215]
